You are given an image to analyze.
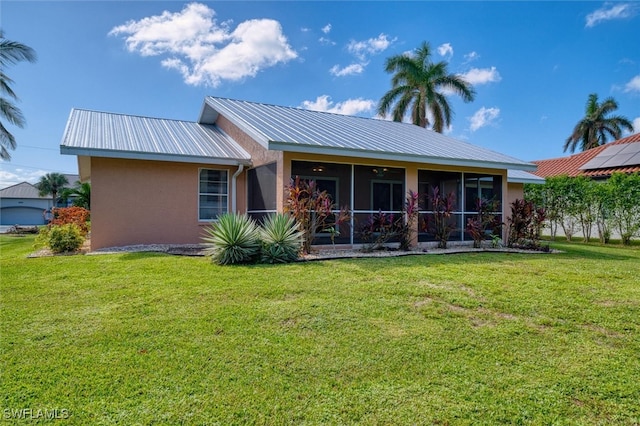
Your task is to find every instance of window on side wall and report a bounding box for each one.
[199,169,228,221]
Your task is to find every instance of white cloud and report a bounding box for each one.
[109,3,297,87]
[347,33,394,60]
[633,117,640,133]
[331,33,394,77]
[469,107,500,131]
[301,95,375,116]
[585,3,637,27]
[329,63,365,77]
[624,74,640,93]
[437,43,453,58]
[0,168,49,188]
[318,37,336,46]
[321,23,332,34]
[460,67,502,85]
[463,51,479,63]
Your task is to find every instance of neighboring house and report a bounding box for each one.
[532,133,640,179]
[0,182,51,225]
[0,175,80,226]
[61,97,540,250]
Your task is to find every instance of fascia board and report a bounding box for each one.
[268,141,538,172]
[61,146,252,166]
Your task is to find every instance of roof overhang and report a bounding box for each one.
[506,170,546,184]
[268,141,538,172]
[60,146,252,166]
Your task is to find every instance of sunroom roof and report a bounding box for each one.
[200,97,536,171]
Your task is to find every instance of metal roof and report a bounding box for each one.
[201,97,536,171]
[61,109,251,165]
[507,170,545,184]
[0,182,48,199]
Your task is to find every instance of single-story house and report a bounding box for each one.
[60,97,541,250]
[532,132,640,179]
[0,182,51,225]
[0,175,79,226]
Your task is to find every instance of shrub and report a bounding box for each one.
[507,199,547,250]
[607,172,640,245]
[35,223,85,253]
[430,186,456,249]
[202,213,260,265]
[284,177,350,254]
[359,211,400,253]
[259,213,304,264]
[50,207,90,234]
[466,198,502,248]
[399,190,419,251]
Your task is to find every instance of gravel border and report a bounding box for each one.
[79,242,556,260]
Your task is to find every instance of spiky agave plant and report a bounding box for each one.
[202,213,260,265]
[259,213,304,264]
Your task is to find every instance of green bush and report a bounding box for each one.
[202,213,261,265]
[35,223,85,253]
[259,213,304,264]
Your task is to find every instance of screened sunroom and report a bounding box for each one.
[246,159,504,247]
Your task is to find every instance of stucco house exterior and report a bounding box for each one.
[60,97,541,250]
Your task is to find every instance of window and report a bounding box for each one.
[464,174,502,212]
[199,169,228,221]
[371,180,404,211]
[304,178,339,204]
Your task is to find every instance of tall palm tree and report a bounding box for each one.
[377,41,475,132]
[0,30,37,160]
[36,173,69,209]
[564,93,633,153]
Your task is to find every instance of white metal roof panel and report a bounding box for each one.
[507,169,545,184]
[201,97,536,171]
[61,109,251,165]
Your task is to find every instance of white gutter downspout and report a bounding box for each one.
[231,164,244,213]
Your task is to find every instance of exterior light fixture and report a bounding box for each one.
[372,167,389,177]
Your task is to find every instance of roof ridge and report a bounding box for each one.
[0,181,36,191]
[71,108,197,124]
[205,95,403,125]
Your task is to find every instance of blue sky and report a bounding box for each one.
[2,1,639,187]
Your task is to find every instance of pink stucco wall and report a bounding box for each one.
[506,183,524,212]
[90,157,245,250]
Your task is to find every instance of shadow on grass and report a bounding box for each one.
[547,242,639,261]
[117,251,176,261]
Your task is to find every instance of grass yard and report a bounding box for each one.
[1,235,639,425]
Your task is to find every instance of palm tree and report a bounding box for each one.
[60,181,91,209]
[377,41,475,132]
[36,173,69,209]
[0,30,37,160]
[564,93,633,153]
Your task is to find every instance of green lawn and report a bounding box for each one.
[1,235,639,425]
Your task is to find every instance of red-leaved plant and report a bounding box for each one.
[430,186,456,249]
[399,190,419,251]
[284,177,349,254]
[50,207,91,234]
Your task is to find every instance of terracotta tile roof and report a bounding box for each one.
[532,133,640,178]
